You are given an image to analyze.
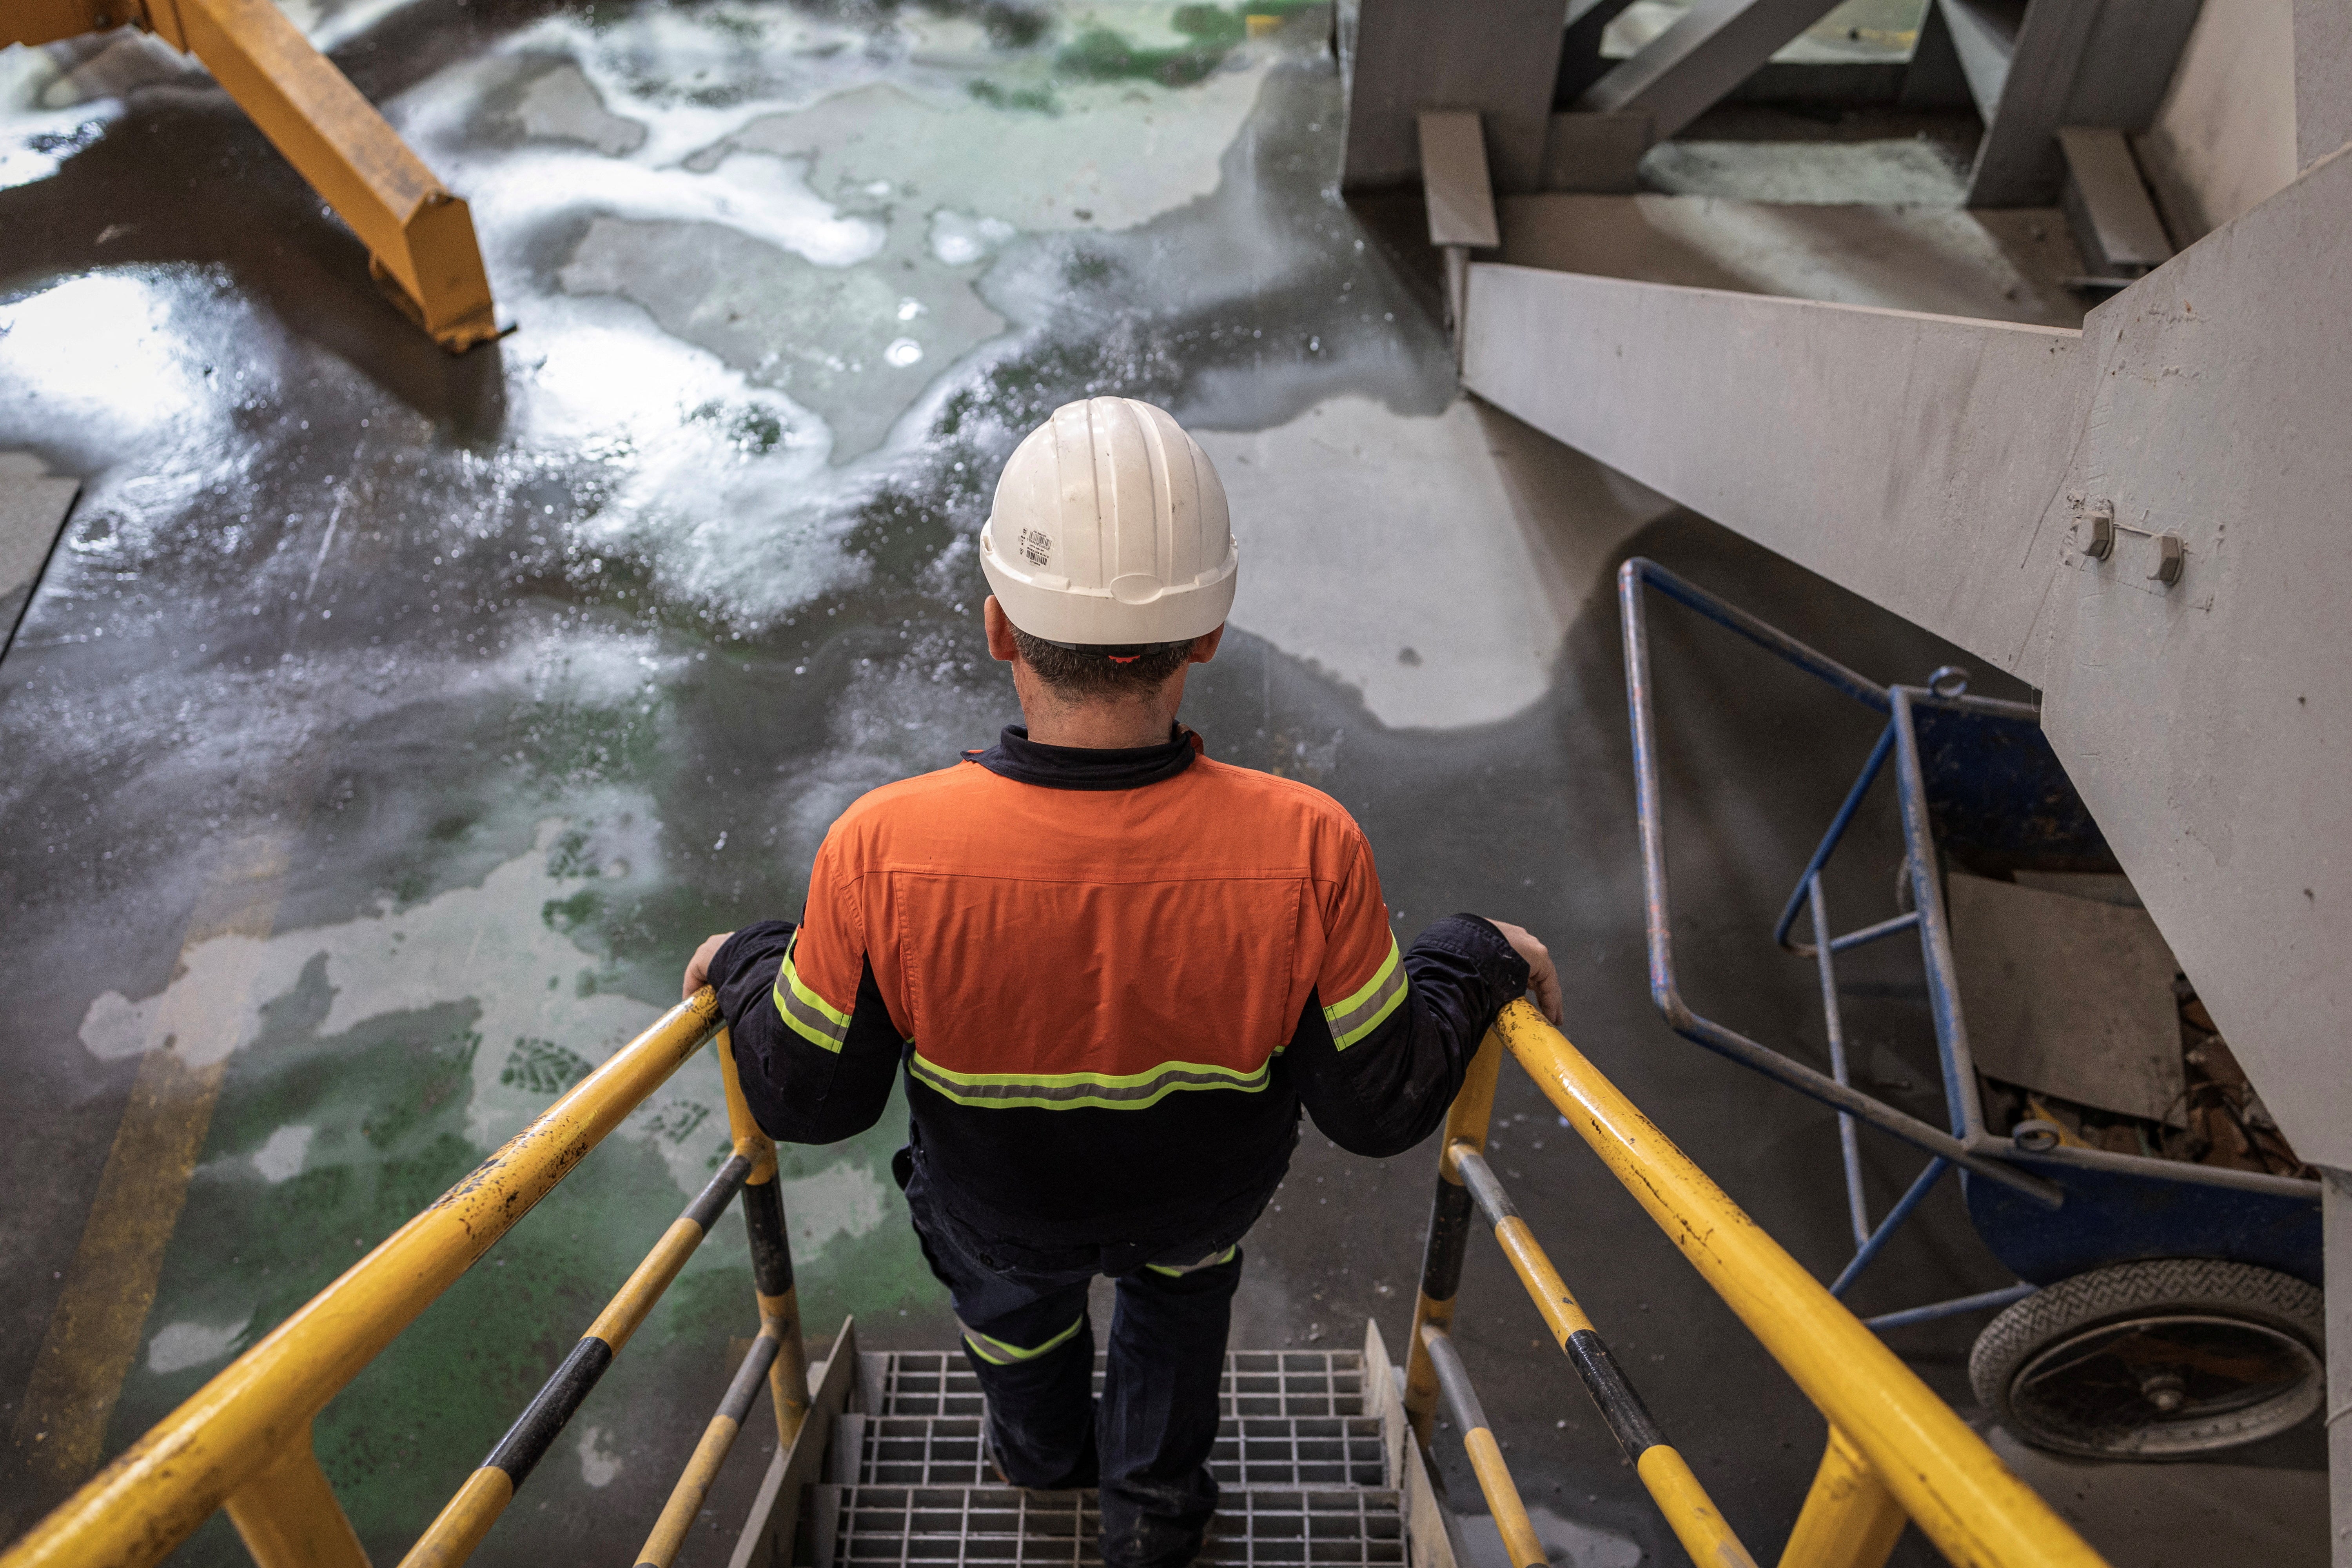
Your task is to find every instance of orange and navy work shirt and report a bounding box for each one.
[710,725,1529,1250]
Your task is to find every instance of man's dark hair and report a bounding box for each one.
[1011,628,1196,699]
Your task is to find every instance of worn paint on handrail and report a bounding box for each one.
[1492,1000,2109,1568]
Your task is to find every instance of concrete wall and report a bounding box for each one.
[2135,0,2299,242]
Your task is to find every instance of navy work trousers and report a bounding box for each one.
[899,1152,1245,1568]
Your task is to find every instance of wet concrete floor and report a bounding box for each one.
[0,1,2326,1564]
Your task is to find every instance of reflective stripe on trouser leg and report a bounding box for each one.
[1099,1249,1243,1568]
[962,1314,1086,1366]
[1145,1245,1238,1278]
[903,1160,1096,1488]
[958,1307,1098,1489]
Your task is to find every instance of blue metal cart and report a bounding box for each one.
[1617,557,2325,1458]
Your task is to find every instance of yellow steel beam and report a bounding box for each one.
[0,990,725,1568]
[1,0,121,46]
[3,0,498,350]
[1492,1000,2107,1568]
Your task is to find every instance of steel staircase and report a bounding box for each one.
[741,1337,1439,1568]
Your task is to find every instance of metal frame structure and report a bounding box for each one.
[1,991,809,1568]
[1401,1005,2109,1568]
[1617,555,2323,1329]
[3,0,499,351]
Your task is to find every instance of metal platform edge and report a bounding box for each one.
[1363,1320,1455,1568]
[731,1316,861,1568]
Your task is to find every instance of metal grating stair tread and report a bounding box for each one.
[838,1414,1386,1489]
[859,1350,1370,1419]
[809,1485,1406,1568]
[800,1350,1405,1568]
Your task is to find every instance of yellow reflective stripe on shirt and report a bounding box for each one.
[962,1314,1085,1365]
[907,1053,1269,1110]
[1323,933,1406,1049]
[771,937,852,1053]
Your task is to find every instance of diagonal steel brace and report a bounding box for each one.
[6,0,501,352]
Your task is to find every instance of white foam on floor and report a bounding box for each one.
[781,1160,892,1259]
[250,1123,315,1183]
[576,1424,624,1488]
[1456,1503,1641,1568]
[508,295,867,626]
[146,1314,252,1375]
[0,272,230,462]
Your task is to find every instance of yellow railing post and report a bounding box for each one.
[1491,999,2107,1568]
[220,1422,368,1568]
[1443,1145,1759,1568]
[1417,1325,1548,1568]
[717,1026,813,1448]
[1403,1030,1504,1443]
[1778,1426,1907,1568]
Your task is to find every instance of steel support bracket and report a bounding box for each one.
[3,0,501,352]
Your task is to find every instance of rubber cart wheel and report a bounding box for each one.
[1970,1259,2325,1458]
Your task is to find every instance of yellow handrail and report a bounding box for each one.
[2,990,723,1568]
[1491,999,2106,1568]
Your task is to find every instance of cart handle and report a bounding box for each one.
[1617,558,2063,1209]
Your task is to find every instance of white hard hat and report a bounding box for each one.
[979,397,1238,647]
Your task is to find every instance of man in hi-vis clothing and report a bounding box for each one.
[684,397,1561,1568]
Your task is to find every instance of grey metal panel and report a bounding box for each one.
[1577,0,1850,142]
[1556,0,1644,104]
[2296,0,2352,170]
[2058,125,2174,269]
[1537,111,1651,192]
[1340,0,1564,193]
[1946,872,2187,1125]
[1967,0,2205,207]
[1492,192,2089,327]
[1417,110,1501,247]
[1937,0,2022,123]
[2031,139,2352,1171]
[1966,0,2105,206]
[1460,137,2352,1165]
[1459,262,2086,673]
[2064,0,2205,129]
[1900,0,1979,111]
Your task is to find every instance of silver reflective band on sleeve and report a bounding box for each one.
[1322,935,1406,1049]
[771,937,851,1053]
